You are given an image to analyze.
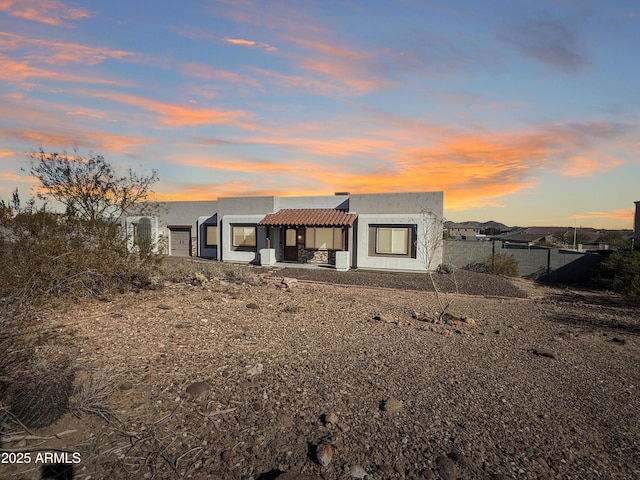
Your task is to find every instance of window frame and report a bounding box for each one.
[205,225,218,247]
[304,227,344,251]
[231,225,257,248]
[369,224,416,258]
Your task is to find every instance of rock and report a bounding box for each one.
[381,397,403,414]
[246,363,264,376]
[281,277,298,288]
[436,455,458,480]
[536,457,549,468]
[157,304,172,310]
[462,316,477,326]
[324,412,339,425]
[421,468,436,480]
[349,464,367,479]
[246,302,260,309]
[277,414,294,429]
[375,313,395,323]
[533,348,557,359]
[412,311,436,322]
[316,443,333,466]
[119,381,133,391]
[185,381,210,398]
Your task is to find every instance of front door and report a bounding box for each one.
[284,228,298,261]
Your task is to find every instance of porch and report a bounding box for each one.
[257,208,357,271]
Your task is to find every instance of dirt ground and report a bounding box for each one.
[1,259,639,480]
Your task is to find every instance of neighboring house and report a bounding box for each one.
[446,223,481,240]
[124,191,444,272]
[498,226,602,249]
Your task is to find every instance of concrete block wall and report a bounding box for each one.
[444,240,603,284]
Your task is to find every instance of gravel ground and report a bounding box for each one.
[2,261,638,480]
[274,267,529,298]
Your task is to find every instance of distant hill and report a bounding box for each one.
[444,220,512,232]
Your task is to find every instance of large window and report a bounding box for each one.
[369,225,415,257]
[205,225,217,247]
[376,227,409,255]
[232,225,256,247]
[305,227,343,250]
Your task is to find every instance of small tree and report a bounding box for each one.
[420,210,458,322]
[28,148,158,222]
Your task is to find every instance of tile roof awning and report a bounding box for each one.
[258,209,357,227]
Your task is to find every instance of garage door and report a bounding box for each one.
[170,228,191,256]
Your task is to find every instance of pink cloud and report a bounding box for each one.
[0,53,128,85]
[87,91,255,128]
[224,37,276,52]
[555,154,624,177]
[0,31,133,66]
[571,209,634,221]
[0,0,92,26]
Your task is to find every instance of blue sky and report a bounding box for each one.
[1,0,638,228]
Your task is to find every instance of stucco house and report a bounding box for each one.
[125,191,444,272]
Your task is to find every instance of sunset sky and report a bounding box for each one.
[1,0,638,228]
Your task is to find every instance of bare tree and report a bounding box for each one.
[419,209,458,322]
[28,148,158,221]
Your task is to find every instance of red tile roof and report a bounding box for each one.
[258,209,356,227]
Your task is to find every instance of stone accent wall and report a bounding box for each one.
[297,247,336,265]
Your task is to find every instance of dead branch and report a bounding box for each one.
[1,429,77,443]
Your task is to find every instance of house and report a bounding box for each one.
[498,226,602,248]
[446,223,481,240]
[125,191,444,272]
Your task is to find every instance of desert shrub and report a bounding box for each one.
[0,209,157,302]
[438,263,456,274]
[0,200,160,379]
[486,253,519,277]
[7,345,75,428]
[592,251,640,297]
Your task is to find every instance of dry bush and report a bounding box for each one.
[0,202,160,422]
[6,345,75,428]
[69,368,118,424]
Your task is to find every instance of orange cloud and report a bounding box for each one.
[571,209,634,221]
[152,181,329,202]
[87,91,255,128]
[162,115,630,211]
[0,54,130,86]
[0,0,92,26]
[0,127,150,152]
[555,154,624,177]
[0,31,133,65]
[224,37,276,52]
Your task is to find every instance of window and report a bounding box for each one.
[369,225,415,257]
[376,227,409,254]
[232,225,256,247]
[305,227,343,250]
[205,225,217,247]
